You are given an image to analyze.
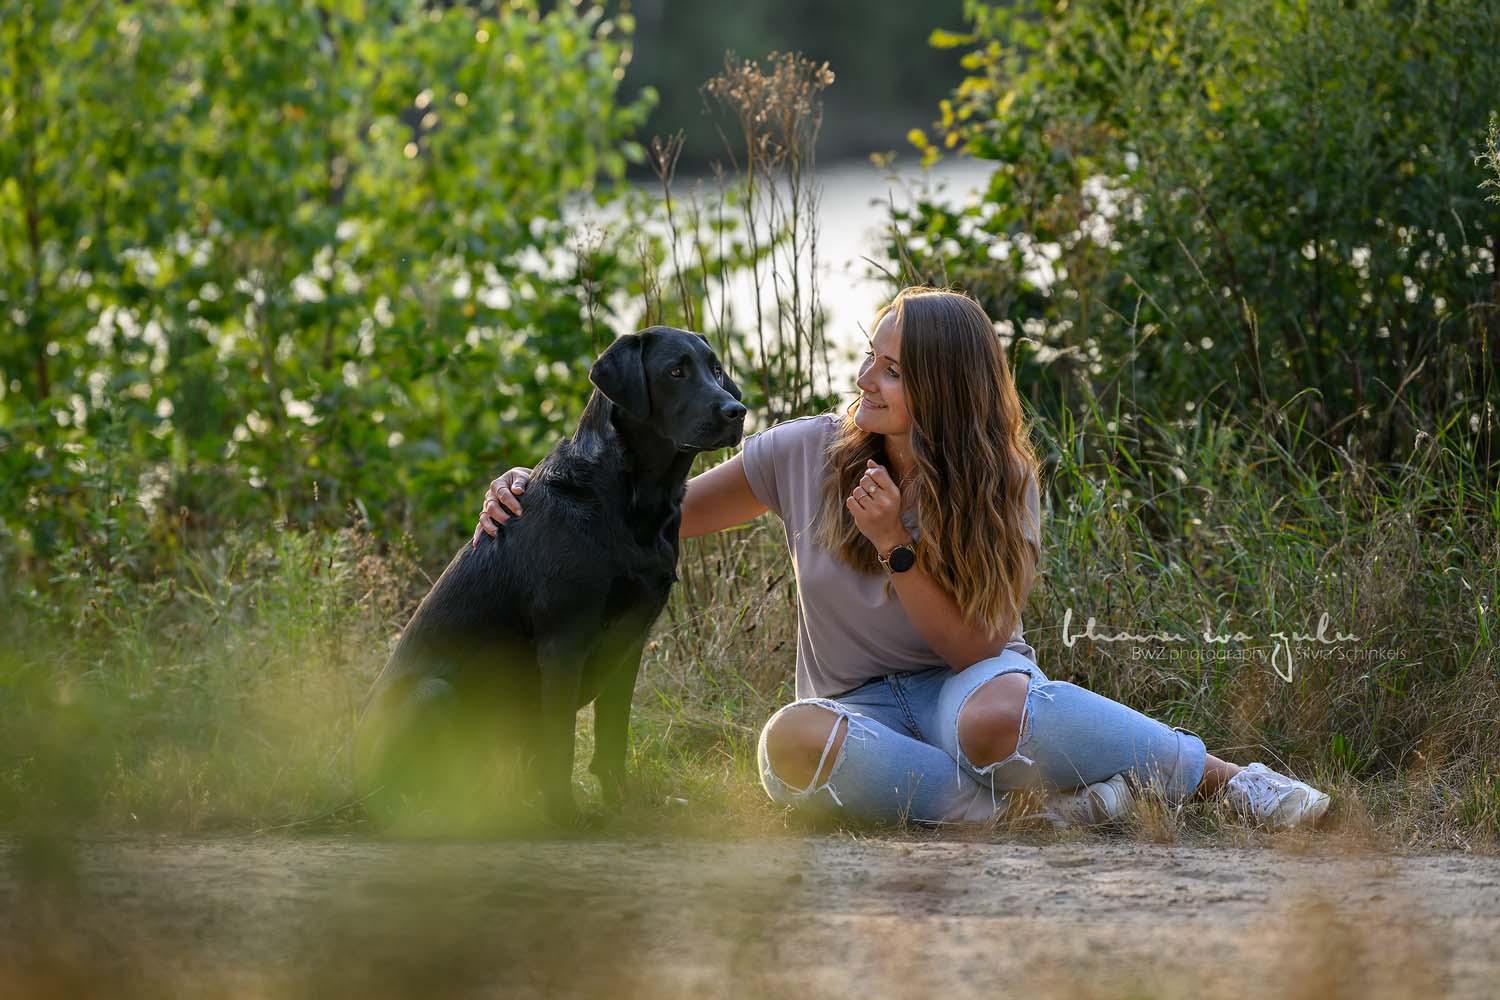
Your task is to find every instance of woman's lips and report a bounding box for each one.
[861,398,887,409]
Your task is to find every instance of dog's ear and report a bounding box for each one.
[590,332,650,420]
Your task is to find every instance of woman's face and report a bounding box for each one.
[853,309,911,436]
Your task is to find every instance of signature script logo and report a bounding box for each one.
[1060,607,1362,682]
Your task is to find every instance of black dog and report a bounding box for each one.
[354,326,745,824]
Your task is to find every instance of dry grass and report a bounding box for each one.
[1,394,1497,849]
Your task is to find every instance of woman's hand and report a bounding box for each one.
[845,459,910,554]
[471,466,533,546]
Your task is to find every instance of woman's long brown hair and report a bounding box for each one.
[813,286,1041,638]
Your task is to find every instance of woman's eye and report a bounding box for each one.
[864,351,898,378]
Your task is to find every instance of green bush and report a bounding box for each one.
[0,0,654,565]
[897,0,1500,464]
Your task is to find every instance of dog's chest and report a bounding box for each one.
[602,532,678,624]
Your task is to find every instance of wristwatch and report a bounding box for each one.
[878,541,917,574]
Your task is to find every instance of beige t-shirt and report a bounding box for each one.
[740,412,1041,700]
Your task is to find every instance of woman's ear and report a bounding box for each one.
[589,332,649,419]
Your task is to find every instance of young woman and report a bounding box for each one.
[473,287,1331,830]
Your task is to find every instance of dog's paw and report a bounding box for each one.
[599,780,630,814]
[589,764,630,812]
[545,802,609,833]
[575,806,612,831]
[542,793,581,829]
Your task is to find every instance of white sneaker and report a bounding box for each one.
[1034,773,1136,828]
[1222,762,1331,830]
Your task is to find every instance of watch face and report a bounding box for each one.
[888,545,916,572]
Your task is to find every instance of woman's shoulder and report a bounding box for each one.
[765,410,840,435]
[740,411,841,514]
[746,411,840,451]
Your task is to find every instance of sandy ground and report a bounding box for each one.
[3,833,1499,999]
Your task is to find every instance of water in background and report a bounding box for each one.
[599,157,995,394]
[809,157,993,385]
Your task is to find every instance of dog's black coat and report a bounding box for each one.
[354,327,744,823]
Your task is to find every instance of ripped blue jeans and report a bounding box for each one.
[757,650,1207,826]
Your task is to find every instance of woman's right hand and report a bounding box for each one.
[471,466,533,546]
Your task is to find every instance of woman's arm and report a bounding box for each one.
[473,453,768,543]
[679,452,768,538]
[883,540,1036,670]
[850,460,1036,669]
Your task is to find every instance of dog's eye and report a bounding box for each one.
[713,365,723,378]
[669,366,684,378]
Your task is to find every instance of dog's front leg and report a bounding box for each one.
[536,632,596,825]
[589,634,646,811]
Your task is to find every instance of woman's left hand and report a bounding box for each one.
[845,459,911,553]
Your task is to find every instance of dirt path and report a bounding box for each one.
[3,834,1498,998]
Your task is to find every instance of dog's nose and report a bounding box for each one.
[719,400,747,422]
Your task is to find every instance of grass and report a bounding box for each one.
[2,386,1495,849]
[1,46,1494,848]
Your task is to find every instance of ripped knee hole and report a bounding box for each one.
[957,671,1031,768]
[766,705,849,791]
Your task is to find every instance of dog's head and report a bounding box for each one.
[589,326,746,452]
